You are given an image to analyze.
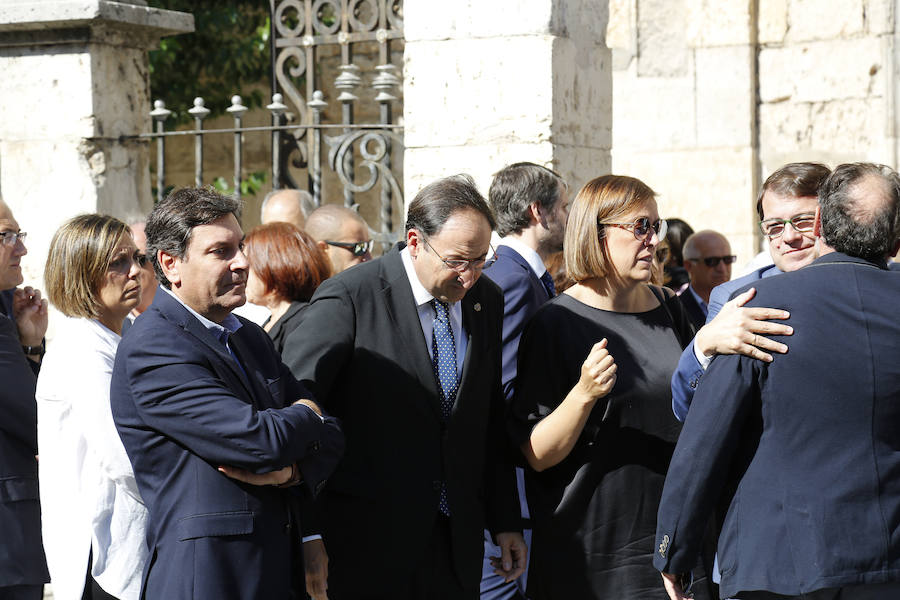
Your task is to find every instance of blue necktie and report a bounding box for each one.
[431,299,457,515]
[540,270,557,298]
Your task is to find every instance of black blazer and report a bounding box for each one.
[265,300,309,356]
[111,288,344,600]
[282,245,520,596]
[0,290,50,587]
[655,253,900,597]
[676,286,707,331]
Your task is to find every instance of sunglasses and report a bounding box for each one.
[686,255,737,267]
[325,239,374,257]
[601,217,668,241]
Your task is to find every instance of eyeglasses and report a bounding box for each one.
[758,212,816,239]
[685,255,737,267]
[421,235,496,272]
[0,230,27,247]
[325,239,373,257]
[136,253,149,267]
[109,251,148,273]
[601,217,667,241]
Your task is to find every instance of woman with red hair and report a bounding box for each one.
[244,222,331,351]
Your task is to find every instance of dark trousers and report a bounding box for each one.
[737,581,900,600]
[406,515,475,600]
[0,586,43,600]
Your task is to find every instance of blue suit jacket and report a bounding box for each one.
[111,288,344,600]
[671,264,781,420]
[483,245,552,401]
[655,253,900,597]
[0,290,49,587]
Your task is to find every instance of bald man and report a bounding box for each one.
[305,204,373,273]
[261,189,315,230]
[678,230,735,329]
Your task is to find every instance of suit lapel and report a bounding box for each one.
[379,248,443,421]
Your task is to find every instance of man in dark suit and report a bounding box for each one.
[282,174,527,600]
[671,163,831,420]
[654,162,900,600]
[0,199,49,600]
[678,230,735,330]
[110,188,344,600]
[479,162,567,600]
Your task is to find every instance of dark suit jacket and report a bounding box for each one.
[0,290,50,587]
[654,253,900,597]
[281,245,520,596]
[111,288,344,600]
[483,244,552,402]
[676,285,707,331]
[266,300,309,356]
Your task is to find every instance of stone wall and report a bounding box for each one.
[608,0,897,267]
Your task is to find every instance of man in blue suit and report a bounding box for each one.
[678,230,735,330]
[0,199,49,600]
[480,162,568,600]
[671,163,831,420]
[655,162,900,600]
[111,188,344,600]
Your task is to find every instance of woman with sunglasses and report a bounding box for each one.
[36,215,149,600]
[509,175,712,600]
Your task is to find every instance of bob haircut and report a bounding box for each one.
[45,213,131,319]
[244,222,331,302]
[564,174,657,282]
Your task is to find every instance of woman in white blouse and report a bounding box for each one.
[37,214,148,600]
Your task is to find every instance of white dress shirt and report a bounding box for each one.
[400,247,467,375]
[498,235,548,279]
[37,317,148,600]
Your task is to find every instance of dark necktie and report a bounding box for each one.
[431,299,457,515]
[540,270,557,298]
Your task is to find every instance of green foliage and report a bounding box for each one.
[147,1,271,126]
[212,171,268,198]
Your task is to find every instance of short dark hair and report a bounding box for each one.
[488,162,565,236]
[405,174,496,235]
[757,162,831,220]
[245,222,331,302]
[146,187,241,289]
[818,163,900,262]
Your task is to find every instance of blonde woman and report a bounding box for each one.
[37,215,148,600]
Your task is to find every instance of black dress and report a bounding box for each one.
[509,287,711,600]
[264,301,309,355]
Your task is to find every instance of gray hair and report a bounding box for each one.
[818,163,900,262]
[146,187,241,288]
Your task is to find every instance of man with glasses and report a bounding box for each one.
[671,162,831,421]
[305,204,373,274]
[656,163,900,600]
[0,198,50,600]
[678,230,736,330]
[284,174,527,600]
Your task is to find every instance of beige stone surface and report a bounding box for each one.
[865,0,894,34]
[404,0,555,41]
[758,37,885,103]
[786,0,864,42]
[758,0,788,44]
[637,0,689,77]
[695,45,755,147]
[686,0,752,47]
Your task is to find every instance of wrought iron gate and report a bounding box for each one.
[132,0,404,241]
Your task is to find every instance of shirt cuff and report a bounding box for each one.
[693,341,713,370]
[302,534,323,543]
[296,403,325,423]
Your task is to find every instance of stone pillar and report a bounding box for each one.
[0,0,193,286]
[403,0,611,202]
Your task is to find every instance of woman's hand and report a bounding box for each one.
[574,338,617,401]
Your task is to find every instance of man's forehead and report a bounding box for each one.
[761,192,818,219]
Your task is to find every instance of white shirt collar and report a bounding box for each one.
[400,246,440,307]
[498,236,546,278]
[160,285,243,339]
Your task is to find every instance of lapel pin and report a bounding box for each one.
[474,303,481,312]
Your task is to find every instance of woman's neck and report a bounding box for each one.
[565,277,655,313]
[97,311,127,335]
[264,298,292,332]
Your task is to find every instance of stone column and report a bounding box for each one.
[403,0,611,201]
[0,0,192,286]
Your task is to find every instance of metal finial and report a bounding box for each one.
[307,90,328,110]
[335,65,361,103]
[267,93,288,115]
[188,97,211,119]
[227,95,248,117]
[150,99,172,121]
